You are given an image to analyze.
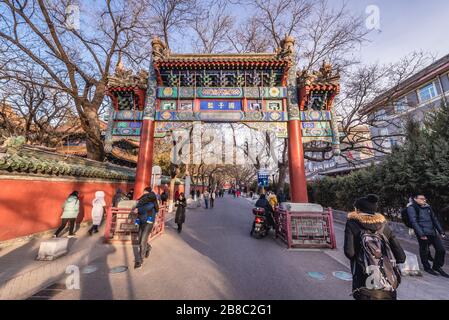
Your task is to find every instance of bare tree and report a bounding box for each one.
[248,0,313,49]
[227,17,272,53]
[0,75,77,146]
[145,0,199,50]
[298,0,370,71]
[226,0,370,192]
[190,0,234,53]
[0,0,149,160]
[333,51,436,164]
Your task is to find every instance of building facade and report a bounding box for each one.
[361,53,449,155]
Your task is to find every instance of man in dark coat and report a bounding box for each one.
[132,187,159,269]
[255,194,274,228]
[112,188,127,207]
[344,194,406,300]
[160,190,169,205]
[126,188,134,200]
[407,193,448,277]
[175,193,187,233]
[276,190,286,203]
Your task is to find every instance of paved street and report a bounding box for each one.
[43,195,353,300]
[18,194,449,300]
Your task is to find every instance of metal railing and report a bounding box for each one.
[274,207,336,249]
[104,205,166,244]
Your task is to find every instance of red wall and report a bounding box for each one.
[0,178,187,242]
[0,178,133,242]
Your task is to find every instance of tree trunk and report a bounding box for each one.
[277,163,288,194]
[276,140,289,194]
[79,102,105,161]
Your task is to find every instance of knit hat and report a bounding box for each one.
[354,194,379,214]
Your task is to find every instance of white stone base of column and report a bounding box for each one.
[36,238,69,261]
[399,251,422,276]
[279,202,323,212]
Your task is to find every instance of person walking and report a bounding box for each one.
[268,192,278,211]
[126,188,134,200]
[203,190,210,209]
[210,190,216,208]
[175,193,187,233]
[276,190,286,203]
[407,193,448,277]
[133,187,159,269]
[112,188,126,207]
[54,191,80,238]
[344,194,406,300]
[88,191,106,236]
[160,190,169,206]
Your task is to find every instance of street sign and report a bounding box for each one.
[257,170,269,187]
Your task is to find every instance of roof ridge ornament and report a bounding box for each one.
[1,136,26,154]
[107,54,149,90]
[116,51,125,73]
[151,36,170,62]
[297,60,341,86]
[276,35,296,60]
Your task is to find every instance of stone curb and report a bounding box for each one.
[0,243,110,300]
[0,221,92,250]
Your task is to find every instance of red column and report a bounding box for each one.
[288,119,308,203]
[134,119,155,199]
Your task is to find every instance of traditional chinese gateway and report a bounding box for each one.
[105,35,340,203]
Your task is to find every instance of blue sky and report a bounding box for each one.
[343,0,449,64]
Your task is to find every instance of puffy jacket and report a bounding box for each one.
[136,192,159,213]
[268,195,278,209]
[344,212,406,298]
[61,196,80,219]
[255,197,275,226]
[407,202,444,237]
[255,198,271,213]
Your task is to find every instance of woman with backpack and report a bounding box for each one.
[54,191,80,238]
[344,194,406,300]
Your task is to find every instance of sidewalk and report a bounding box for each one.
[329,213,449,300]
[0,211,175,300]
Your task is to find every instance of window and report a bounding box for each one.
[418,82,437,103]
[374,109,387,121]
[390,138,400,148]
[380,128,389,136]
[394,97,408,113]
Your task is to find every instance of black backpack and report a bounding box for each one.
[356,226,401,292]
[401,204,419,228]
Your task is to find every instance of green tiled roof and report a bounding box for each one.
[0,137,135,181]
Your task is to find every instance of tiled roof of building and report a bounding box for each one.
[110,148,137,163]
[56,145,87,156]
[0,137,134,180]
[56,119,108,134]
[155,53,289,69]
[151,35,295,70]
[57,143,138,164]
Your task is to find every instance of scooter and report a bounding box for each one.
[250,207,269,239]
